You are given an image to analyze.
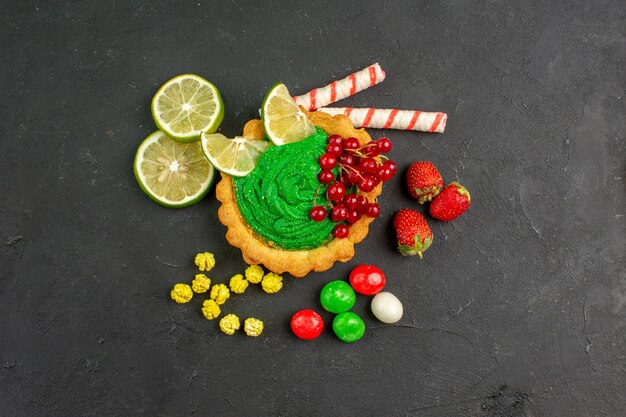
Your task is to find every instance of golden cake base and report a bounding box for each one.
[215,110,382,278]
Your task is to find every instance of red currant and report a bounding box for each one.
[342,137,360,150]
[358,175,377,192]
[331,204,349,222]
[338,153,356,166]
[345,170,361,184]
[370,174,381,187]
[340,175,352,188]
[327,182,346,202]
[343,193,359,209]
[291,309,324,340]
[328,134,343,146]
[346,209,362,224]
[309,206,327,222]
[317,170,335,184]
[333,224,350,239]
[366,203,381,218]
[376,164,394,181]
[362,143,380,157]
[358,158,378,174]
[384,160,398,175]
[376,137,392,153]
[355,195,368,213]
[326,143,343,156]
[319,153,337,170]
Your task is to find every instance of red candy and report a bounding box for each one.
[349,264,386,295]
[291,309,324,340]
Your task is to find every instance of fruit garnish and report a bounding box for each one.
[262,83,316,146]
[309,206,327,222]
[151,74,224,142]
[393,209,433,258]
[134,131,215,208]
[406,161,443,203]
[429,182,471,221]
[308,133,397,240]
[200,133,272,177]
[333,224,349,238]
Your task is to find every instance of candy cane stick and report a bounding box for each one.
[294,63,386,111]
[317,107,447,133]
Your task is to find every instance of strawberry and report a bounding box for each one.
[405,161,443,203]
[393,209,433,258]
[429,182,471,221]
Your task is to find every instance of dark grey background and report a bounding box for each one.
[1,1,624,416]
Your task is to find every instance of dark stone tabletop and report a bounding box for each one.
[1,1,624,416]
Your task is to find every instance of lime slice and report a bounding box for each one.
[201,132,272,177]
[134,131,215,207]
[262,83,316,146]
[151,74,224,142]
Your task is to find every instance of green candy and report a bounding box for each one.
[320,281,356,313]
[332,312,365,343]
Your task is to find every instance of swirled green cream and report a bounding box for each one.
[232,127,335,250]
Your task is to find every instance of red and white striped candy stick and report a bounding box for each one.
[317,107,447,133]
[293,63,386,111]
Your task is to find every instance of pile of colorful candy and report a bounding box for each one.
[170,252,284,336]
[290,265,403,343]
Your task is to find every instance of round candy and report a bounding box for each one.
[291,309,324,340]
[371,292,403,324]
[320,280,356,313]
[332,312,365,343]
[349,264,386,295]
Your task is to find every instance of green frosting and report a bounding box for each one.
[233,127,335,250]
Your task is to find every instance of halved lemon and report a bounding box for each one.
[151,74,224,142]
[200,133,272,177]
[134,131,215,207]
[261,83,316,146]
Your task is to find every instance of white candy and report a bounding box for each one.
[371,292,403,324]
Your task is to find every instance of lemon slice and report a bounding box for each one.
[261,83,316,146]
[201,133,272,177]
[151,74,224,142]
[134,131,215,207]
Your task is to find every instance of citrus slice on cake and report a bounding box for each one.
[261,83,316,146]
[151,74,224,142]
[134,130,215,207]
[201,133,272,177]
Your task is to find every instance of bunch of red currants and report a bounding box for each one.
[309,134,398,239]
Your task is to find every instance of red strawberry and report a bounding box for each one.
[406,162,443,203]
[429,182,471,221]
[393,209,433,258]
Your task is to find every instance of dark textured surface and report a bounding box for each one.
[1,1,625,416]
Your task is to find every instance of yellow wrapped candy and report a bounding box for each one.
[194,252,215,272]
[170,283,193,304]
[229,274,249,294]
[219,314,240,335]
[201,299,221,320]
[210,283,230,305]
[191,274,211,293]
[244,318,264,337]
[244,265,264,284]
[261,272,283,294]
